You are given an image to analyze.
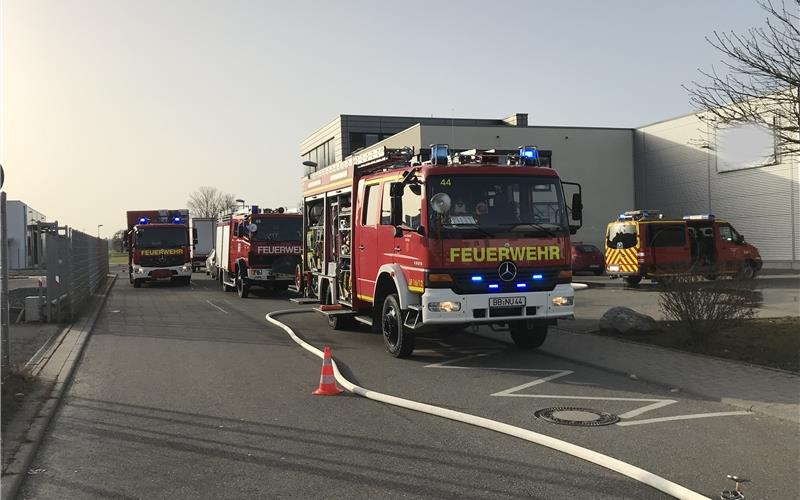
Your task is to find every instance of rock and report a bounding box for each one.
[599,306,658,335]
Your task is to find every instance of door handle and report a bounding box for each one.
[394,246,401,252]
[359,244,365,251]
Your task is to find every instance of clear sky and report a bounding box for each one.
[1,0,767,236]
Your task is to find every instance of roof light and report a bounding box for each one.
[470,276,483,282]
[683,214,715,220]
[251,205,259,215]
[488,284,500,290]
[516,283,527,289]
[138,217,149,224]
[172,216,182,223]
[519,146,539,166]
[430,144,449,165]
[532,274,543,280]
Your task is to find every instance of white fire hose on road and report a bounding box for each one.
[266,309,710,500]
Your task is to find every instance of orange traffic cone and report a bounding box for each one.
[312,346,342,396]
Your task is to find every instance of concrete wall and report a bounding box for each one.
[635,113,799,267]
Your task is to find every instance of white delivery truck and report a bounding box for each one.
[190,217,215,272]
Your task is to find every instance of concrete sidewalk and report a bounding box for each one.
[476,322,800,424]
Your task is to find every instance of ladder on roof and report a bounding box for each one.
[309,146,415,178]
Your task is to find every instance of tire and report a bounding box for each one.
[129,273,134,284]
[324,287,350,330]
[624,276,642,287]
[381,293,415,357]
[509,320,548,349]
[737,262,756,280]
[236,275,250,298]
[183,277,191,286]
[133,279,142,288]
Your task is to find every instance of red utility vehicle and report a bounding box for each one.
[125,209,193,288]
[605,210,762,286]
[299,145,583,357]
[215,206,303,298]
[571,243,604,275]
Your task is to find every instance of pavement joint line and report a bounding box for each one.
[265,309,711,500]
[204,299,229,314]
[0,274,117,500]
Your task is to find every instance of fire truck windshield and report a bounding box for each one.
[135,226,187,248]
[427,175,568,238]
[606,223,638,249]
[250,218,302,242]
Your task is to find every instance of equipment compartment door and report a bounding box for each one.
[354,181,382,303]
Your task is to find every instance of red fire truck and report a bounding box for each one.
[605,210,762,285]
[299,145,583,357]
[216,206,303,298]
[125,209,194,288]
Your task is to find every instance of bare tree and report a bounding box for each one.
[187,186,237,218]
[684,0,800,157]
[110,229,127,252]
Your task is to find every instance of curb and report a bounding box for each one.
[0,274,117,500]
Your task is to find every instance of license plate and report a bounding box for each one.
[489,296,526,308]
[608,265,620,272]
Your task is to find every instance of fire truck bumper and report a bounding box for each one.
[132,263,193,280]
[420,284,575,325]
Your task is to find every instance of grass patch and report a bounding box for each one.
[603,316,800,372]
[108,251,128,265]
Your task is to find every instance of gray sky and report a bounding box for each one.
[1,0,767,236]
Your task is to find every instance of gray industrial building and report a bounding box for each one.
[6,200,47,269]
[301,112,799,269]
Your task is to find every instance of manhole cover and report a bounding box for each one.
[535,406,620,427]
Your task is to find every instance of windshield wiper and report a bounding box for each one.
[498,222,560,237]
[442,224,495,238]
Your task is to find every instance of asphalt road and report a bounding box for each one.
[18,271,799,499]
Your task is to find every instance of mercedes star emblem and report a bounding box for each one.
[498,260,517,282]
[158,255,167,264]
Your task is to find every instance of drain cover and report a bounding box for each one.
[535,407,620,427]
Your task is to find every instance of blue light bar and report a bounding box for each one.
[138,217,148,224]
[532,274,543,280]
[430,144,449,165]
[516,283,527,289]
[470,276,483,282]
[251,205,259,215]
[488,284,500,290]
[172,216,182,223]
[519,146,539,166]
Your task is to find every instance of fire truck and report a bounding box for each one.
[215,206,303,298]
[189,217,215,271]
[125,209,194,288]
[299,145,583,357]
[605,210,762,286]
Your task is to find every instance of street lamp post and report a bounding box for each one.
[235,198,245,210]
[97,224,103,238]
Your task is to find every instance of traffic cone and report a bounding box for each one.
[312,346,342,396]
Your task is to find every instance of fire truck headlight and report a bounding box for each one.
[428,301,461,313]
[552,296,574,307]
[135,267,145,274]
[181,265,191,272]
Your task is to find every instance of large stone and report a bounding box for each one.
[599,306,658,335]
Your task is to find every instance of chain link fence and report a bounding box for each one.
[45,228,109,323]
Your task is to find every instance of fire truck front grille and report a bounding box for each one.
[444,268,561,294]
[139,254,184,267]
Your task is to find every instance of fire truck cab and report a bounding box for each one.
[125,209,193,288]
[300,145,583,357]
[216,206,303,298]
[605,210,762,285]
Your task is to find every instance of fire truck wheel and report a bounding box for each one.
[509,320,548,349]
[236,276,250,298]
[624,276,642,287]
[737,263,756,280]
[381,293,415,358]
[324,288,351,330]
[133,279,142,288]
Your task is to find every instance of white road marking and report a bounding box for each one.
[205,300,229,314]
[428,353,752,427]
[617,411,752,427]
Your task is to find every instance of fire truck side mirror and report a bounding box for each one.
[571,193,583,221]
[192,227,198,245]
[233,224,241,237]
[389,182,404,227]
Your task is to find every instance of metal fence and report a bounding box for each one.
[45,228,109,322]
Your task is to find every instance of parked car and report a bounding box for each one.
[205,249,217,279]
[571,243,605,275]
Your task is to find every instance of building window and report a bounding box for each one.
[302,138,336,172]
[349,132,390,153]
[716,122,778,172]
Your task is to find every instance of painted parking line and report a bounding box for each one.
[204,299,229,314]
[425,354,753,427]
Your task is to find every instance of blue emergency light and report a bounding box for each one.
[470,276,483,283]
[431,144,449,165]
[516,283,527,289]
[519,146,539,166]
[488,284,500,290]
[251,205,260,215]
[172,216,183,224]
[138,217,149,225]
[532,274,543,281]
